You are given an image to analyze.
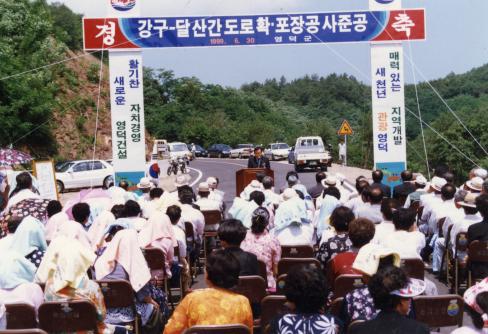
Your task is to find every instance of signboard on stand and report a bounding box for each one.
[32,160,58,201]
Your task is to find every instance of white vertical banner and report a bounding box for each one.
[107,0,146,188]
[370,0,406,195]
[371,45,406,164]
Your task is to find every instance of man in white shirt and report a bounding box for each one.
[195,182,221,212]
[383,207,425,259]
[430,183,463,273]
[355,186,384,224]
[178,188,205,244]
[419,176,447,233]
[344,179,369,213]
[403,175,428,208]
[338,140,346,166]
[449,193,482,253]
[137,177,153,218]
[371,198,400,246]
[206,176,225,204]
[262,176,280,209]
[166,205,190,293]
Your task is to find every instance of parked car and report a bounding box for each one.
[264,143,290,161]
[187,144,208,157]
[229,144,254,159]
[168,142,193,161]
[55,160,114,193]
[207,144,232,158]
[292,136,333,172]
[54,161,73,172]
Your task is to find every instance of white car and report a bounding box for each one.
[229,144,254,159]
[264,143,290,161]
[168,142,193,161]
[55,160,114,192]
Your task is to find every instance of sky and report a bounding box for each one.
[51,0,488,87]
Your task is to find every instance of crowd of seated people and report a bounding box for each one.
[1,164,488,333]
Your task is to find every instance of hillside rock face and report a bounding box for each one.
[52,50,152,161]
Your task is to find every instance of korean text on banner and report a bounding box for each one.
[109,51,146,187]
[371,44,406,190]
[83,9,425,50]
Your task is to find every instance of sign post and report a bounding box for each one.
[337,120,354,167]
[105,0,146,190]
[369,0,413,192]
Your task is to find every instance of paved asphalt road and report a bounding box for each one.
[184,157,369,214]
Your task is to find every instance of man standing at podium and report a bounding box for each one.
[247,147,270,169]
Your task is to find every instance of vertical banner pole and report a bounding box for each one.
[369,0,407,193]
[107,0,146,191]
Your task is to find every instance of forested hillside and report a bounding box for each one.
[1,0,487,179]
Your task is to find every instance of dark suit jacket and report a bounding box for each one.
[372,182,391,198]
[227,247,259,276]
[393,182,416,200]
[349,311,429,334]
[308,184,326,199]
[247,156,270,169]
[467,220,488,278]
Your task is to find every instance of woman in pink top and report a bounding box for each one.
[241,207,281,290]
[138,212,176,278]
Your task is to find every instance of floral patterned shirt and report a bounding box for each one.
[341,287,377,326]
[270,313,342,334]
[241,231,281,289]
[163,288,253,334]
[316,233,352,267]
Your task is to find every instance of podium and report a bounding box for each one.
[236,168,274,196]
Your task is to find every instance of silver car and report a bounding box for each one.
[264,143,290,161]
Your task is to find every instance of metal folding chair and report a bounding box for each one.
[5,303,36,330]
[277,258,321,276]
[413,295,464,329]
[201,210,222,260]
[260,295,290,333]
[333,275,365,299]
[467,240,488,287]
[183,324,251,334]
[400,258,425,280]
[97,280,139,334]
[0,330,48,334]
[38,300,99,333]
[280,245,314,258]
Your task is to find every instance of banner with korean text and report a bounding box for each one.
[371,44,406,193]
[109,51,146,187]
[83,9,425,50]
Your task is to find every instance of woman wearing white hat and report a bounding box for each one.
[349,266,428,334]
[453,277,488,333]
[272,188,313,246]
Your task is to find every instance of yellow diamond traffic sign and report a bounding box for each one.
[337,120,354,136]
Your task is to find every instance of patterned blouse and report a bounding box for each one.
[316,233,352,267]
[341,287,377,326]
[163,288,253,334]
[270,313,342,334]
[241,231,281,289]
